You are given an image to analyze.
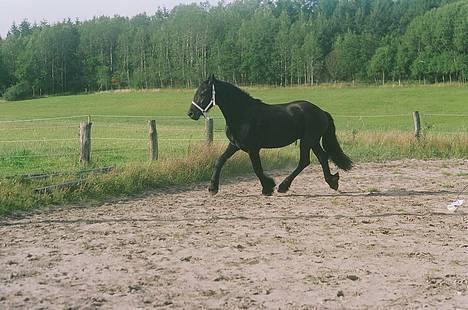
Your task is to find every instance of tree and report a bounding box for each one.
[332,31,376,82]
[0,0,464,95]
[368,45,393,84]
[0,40,10,94]
[239,7,278,84]
[302,31,322,85]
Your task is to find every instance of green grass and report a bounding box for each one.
[0,84,466,176]
[1,85,467,129]
[0,84,467,217]
[252,85,468,132]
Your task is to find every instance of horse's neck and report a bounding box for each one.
[216,82,257,128]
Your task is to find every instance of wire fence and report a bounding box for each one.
[0,114,222,178]
[0,112,467,178]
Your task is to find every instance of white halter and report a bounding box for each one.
[191,84,216,115]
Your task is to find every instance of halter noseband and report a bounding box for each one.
[191,84,216,116]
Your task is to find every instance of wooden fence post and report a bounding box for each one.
[80,121,92,163]
[148,120,158,161]
[413,111,421,139]
[205,117,214,145]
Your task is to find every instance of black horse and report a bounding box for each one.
[187,75,352,195]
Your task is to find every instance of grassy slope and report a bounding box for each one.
[0,85,467,216]
[254,85,468,132]
[1,85,467,129]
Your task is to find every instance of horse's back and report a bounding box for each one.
[277,100,329,132]
[252,100,328,148]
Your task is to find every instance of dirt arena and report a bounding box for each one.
[1,160,467,309]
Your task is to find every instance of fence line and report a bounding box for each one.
[93,127,213,132]
[0,115,88,123]
[0,138,76,143]
[160,138,227,141]
[93,126,210,131]
[0,148,155,160]
[0,135,229,143]
[93,114,189,120]
[93,148,148,153]
[89,125,146,129]
[94,137,148,141]
[422,114,468,117]
[0,114,226,123]
[1,113,466,124]
[0,112,466,176]
[0,152,77,158]
[92,114,224,121]
[334,114,410,118]
[0,135,228,144]
[1,115,465,138]
[0,125,78,131]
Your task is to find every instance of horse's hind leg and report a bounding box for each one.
[311,143,339,190]
[248,149,276,195]
[278,141,311,193]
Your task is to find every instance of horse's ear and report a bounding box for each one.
[208,74,216,83]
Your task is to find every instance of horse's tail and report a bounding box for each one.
[322,112,353,171]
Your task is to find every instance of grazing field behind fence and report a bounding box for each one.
[0,115,225,177]
[0,111,466,178]
[0,86,467,215]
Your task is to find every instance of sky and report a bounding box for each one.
[0,0,213,38]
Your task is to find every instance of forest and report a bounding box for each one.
[0,0,466,99]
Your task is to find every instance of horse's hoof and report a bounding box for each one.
[326,173,339,191]
[208,185,219,195]
[262,186,275,196]
[261,178,275,195]
[328,173,339,191]
[277,182,289,193]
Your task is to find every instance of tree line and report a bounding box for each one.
[0,0,466,99]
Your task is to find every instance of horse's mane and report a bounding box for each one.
[218,80,264,105]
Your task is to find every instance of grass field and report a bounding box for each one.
[1,84,467,127]
[0,84,467,216]
[1,84,467,176]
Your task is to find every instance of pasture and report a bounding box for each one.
[0,84,467,216]
[0,85,467,177]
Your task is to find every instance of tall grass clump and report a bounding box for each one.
[0,144,297,217]
[340,131,468,161]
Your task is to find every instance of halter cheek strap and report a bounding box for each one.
[191,84,216,115]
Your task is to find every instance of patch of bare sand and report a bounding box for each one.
[1,160,467,309]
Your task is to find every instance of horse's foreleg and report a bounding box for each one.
[278,141,311,193]
[248,149,275,196]
[209,143,239,195]
[312,143,339,190]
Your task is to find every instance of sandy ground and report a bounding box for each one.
[0,159,467,309]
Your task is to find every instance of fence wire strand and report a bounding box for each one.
[0,138,76,143]
[0,115,88,123]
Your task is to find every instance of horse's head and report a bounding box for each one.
[187,74,216,120]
